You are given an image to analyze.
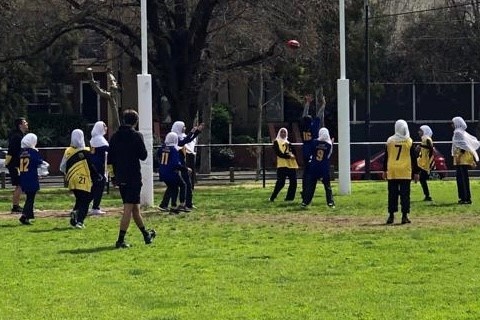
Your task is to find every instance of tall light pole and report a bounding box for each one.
[138,0,154,206]
[337,0,351,195]
[364,0,371,180]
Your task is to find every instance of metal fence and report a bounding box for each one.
[2,140,476,189]
[353,81,480,123]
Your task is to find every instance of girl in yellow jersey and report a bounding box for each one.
[382,120,419,225]
[269,128,299,202]
[451,117,480,204]
[60,129,99,228]
[417,125,434,201]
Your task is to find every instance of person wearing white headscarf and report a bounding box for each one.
[59,129,98,229]
[451,116,479,204]
[169,121,204,211]
[301,127,335,208]
[382,120,419,225]
[269,128,298,202]
[89,121,110,215]
[417,125,434,201]
[17,133,43,225]
[158,132,189,213]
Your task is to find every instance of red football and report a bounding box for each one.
[286,39,300,49]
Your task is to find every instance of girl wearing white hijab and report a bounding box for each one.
[158,132,188,213]
[18,133,43,225]
[301,127,335,208]
[60,129,98,228]
[169,121,204,210]
[89,121,109,215]
[417,125,434,201]
[383,120,419,225]
[269,128,298,202]
[451,116,479,204]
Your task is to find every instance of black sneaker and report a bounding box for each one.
[386,214,394,225]
[115,241,131,249]
[144,229,156,245]
[401,216,411,224]
[11,205,23,214]
[19,215,31,225]
[459,200,472,205]
[159,205,169,212]
[177,205,191,212]
[170,206,181,214]
[423,196,432,201]
[300,203,308,209]
[69,210,78,227]
[328,202,336,208]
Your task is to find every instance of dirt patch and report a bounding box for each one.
[210,213,480,230]
[1,209,479,230]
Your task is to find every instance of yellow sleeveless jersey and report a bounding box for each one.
[386,138,413,180]
[417,137,434,173]
[453,147,476,167]
[276,140,299,169]
[64,147,93,192]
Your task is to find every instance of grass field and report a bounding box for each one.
[1,180,480,319]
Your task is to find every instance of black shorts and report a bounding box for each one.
[119,183,142,204]
[8,167,20,186]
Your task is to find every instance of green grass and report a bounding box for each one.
[1,180,480,319]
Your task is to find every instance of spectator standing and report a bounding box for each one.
[6,118,29,213]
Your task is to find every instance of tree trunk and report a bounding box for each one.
[199,80,213,174]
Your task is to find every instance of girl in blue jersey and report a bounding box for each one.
[18,134,43,225]
[158,132,189,213]
[301,127,335,208]
[89,121,109,215]
[300,95,326,196]
[163,121,203,211]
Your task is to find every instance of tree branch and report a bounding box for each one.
[217,41,278,71]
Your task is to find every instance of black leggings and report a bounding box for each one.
[160,174,186,207]
[91,177,106,210]
[302,174,333,205]
[388,180,411,214]
[23,191,37,219]
[456,165,471,202]
[73,190,93,223]
[270,167,297,201]
[419,169,430,197]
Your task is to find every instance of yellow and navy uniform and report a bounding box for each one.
[417,136,434,173]
[453,147,476,167]
[383,138,419,179]
[274,140,299,169]
[63,147,93,192]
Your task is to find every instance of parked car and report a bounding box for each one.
[351,147,448,180]
[0,150,50,176]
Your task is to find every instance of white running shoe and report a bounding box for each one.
[75,222,85,229]
[90,209,105,215]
